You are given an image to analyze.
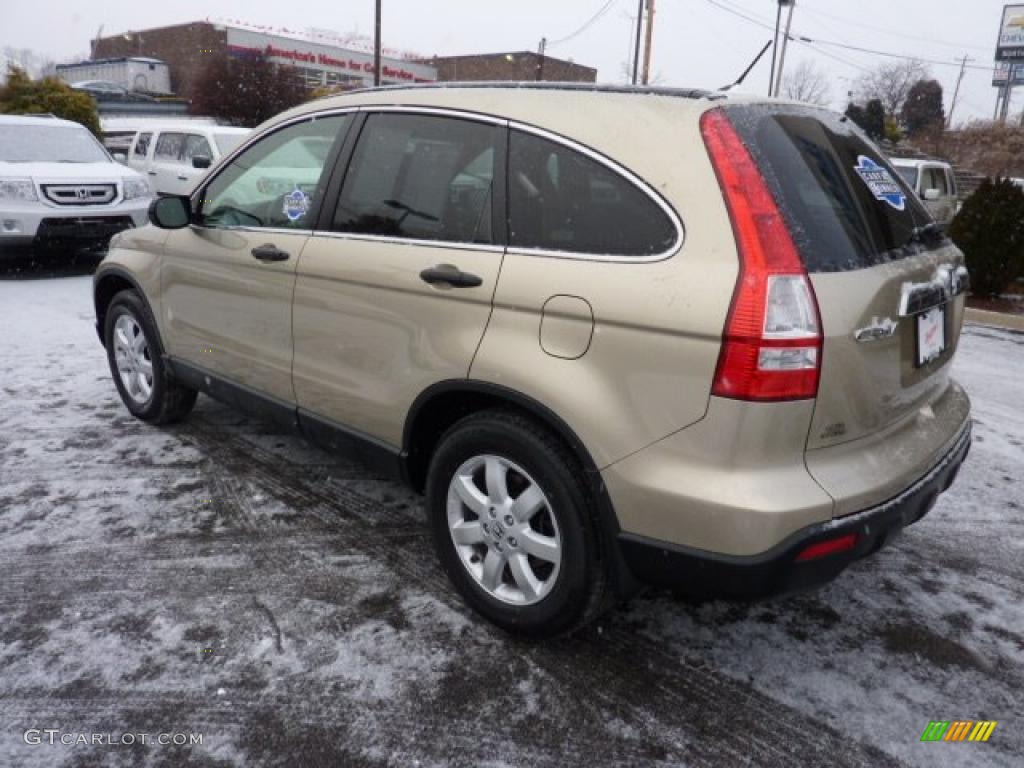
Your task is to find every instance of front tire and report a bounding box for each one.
[104,290,197,424]
[426,410,610,638]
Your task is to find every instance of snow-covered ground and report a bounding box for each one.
[0,274,1021,767]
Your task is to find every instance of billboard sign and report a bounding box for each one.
[225,28,437,86]
[996,4,1024,60]
[992,60,1024,85]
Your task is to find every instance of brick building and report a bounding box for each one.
[94,22,437,100]
[93,22,597,103]
[427,52,597,83]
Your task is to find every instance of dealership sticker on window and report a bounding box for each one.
[853,155,906,211]
[282,187,310,222]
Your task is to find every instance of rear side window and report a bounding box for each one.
[725,105,935,272]
[508,130,677,257]
[333,113,497,245]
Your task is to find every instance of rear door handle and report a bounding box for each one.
[147,171,157,176]
[419,264,483,288]
[176,174,188,181]
[251,244,290,262]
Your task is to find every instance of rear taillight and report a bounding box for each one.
[700,109,822,402]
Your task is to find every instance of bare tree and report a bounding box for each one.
[854,59,930,116]
[782,60,831,106]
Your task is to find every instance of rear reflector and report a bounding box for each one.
[700,109,823,401]
[795,533,858,562]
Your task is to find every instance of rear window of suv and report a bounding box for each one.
[725,105,936,272]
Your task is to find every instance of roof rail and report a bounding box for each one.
[18,112,60,118]
[338,81,723,101]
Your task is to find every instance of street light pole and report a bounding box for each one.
[374,0,382,87]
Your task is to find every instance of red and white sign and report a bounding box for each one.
[225,27,436,85]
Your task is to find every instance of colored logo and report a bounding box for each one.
[853,156,906,211]
[920,721,997,742]
[282,187,310,222]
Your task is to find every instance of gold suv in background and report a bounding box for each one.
[93,84,972,637]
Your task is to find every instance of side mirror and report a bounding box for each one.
[923,188,941,201]
[192,155,212,169]
[112,152,127,163]
[148,195,191,229]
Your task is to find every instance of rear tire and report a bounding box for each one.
[104,289,197,424]
[426,409,611,638]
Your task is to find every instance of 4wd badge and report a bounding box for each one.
[853,155,906,211]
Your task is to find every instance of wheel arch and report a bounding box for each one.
[403,380,636,592]
[93,267,158,349]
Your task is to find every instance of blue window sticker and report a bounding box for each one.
[282,187,310,222]
[853,155,906,211]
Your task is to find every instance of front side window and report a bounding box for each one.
[507,130,677,257]
[155,132,185,160]
[199,114,350,230]
[134,132,152,158]
[183,134,213,162]
[333,113,497,245]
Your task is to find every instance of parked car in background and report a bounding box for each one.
[0,114,151,256]
[126,123,250,195]
[94,85,972,637]
[890,158,959,228]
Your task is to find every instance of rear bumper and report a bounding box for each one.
[618,419,972,598]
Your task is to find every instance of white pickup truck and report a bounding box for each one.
[124,123,250,196]
[0,114,152,257]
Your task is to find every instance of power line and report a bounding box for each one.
[797,4,990,53]
[547,0,618,47]
[703,0,994,73]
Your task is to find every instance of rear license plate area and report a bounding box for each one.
[915,305,946,367]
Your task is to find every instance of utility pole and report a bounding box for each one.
[769,0,784,96]
[947,55,974,128]
[537,37,547,81]
[373,0,382,87]
[641,0,656,85]
[631,0,644,85]
[772,0,796,98]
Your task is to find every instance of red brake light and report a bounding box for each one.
[700,109,822,401]
[795,533,858,562]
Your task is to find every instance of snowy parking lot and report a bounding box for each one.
[1,272,1022,768]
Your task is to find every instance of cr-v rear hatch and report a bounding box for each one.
[721,103,970,514]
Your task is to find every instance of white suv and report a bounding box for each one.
[125,123,250,196]
[0,114,152,256]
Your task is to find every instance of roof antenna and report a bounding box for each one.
[720,40,772,92]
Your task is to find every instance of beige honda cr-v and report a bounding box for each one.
[93,84,972,637]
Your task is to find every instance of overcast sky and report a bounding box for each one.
[2,0,1019,125]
